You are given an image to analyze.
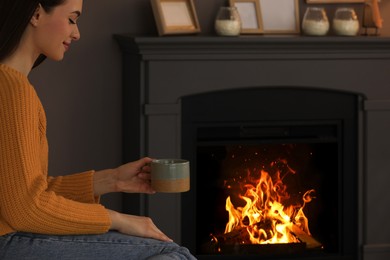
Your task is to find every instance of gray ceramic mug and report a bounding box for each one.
[150,159,190,193]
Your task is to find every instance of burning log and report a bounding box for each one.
[289,224,322,249]
[206,221,322,253]
[203,222,309,255]
[214,219,273,245]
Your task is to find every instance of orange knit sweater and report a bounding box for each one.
[0,64,111,236]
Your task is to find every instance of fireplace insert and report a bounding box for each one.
[181,87,362,260]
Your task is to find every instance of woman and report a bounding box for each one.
[0,0,196,259]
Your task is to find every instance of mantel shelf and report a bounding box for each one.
[114,34,390,60]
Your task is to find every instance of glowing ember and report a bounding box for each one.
[219,158,316,245]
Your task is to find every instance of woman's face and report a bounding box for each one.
[32,0,83,61]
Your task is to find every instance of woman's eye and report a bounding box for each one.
[69,18,76,24]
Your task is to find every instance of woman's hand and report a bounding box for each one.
[93,157,156,196]
[108,209,173,242]
[116,157,155,194]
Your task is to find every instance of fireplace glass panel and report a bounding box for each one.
[197,141,338,256]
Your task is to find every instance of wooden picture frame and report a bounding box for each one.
[151,0,201,36]
[307,0,364,3]
[259,0,300,34]
[230,0,263,34]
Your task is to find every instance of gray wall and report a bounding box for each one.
[29,0,390,212]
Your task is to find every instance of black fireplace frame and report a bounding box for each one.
[181,87,363,260]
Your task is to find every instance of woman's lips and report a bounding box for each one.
[63,42,70,51]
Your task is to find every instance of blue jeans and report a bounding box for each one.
[0,231,197,260]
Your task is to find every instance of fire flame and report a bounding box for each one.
[223,159,315,245]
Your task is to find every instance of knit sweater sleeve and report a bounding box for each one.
[47,171,100,204]
[0,66,111,235]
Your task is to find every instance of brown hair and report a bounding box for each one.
[0,0,67,67]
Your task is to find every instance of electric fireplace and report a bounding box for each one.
[181,87,361,260]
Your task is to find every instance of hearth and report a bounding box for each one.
[181,87,361,260]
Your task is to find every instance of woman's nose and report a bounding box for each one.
[72,25,81,41]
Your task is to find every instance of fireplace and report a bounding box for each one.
[114,35,390,260]
[181,87,361,259]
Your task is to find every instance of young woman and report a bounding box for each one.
[0,0,196,259]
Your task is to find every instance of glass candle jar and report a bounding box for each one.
[215,6,241,36]
[333,8,360,36]
[302,7,329,36]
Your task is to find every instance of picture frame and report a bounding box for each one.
[230,0,263,34]
[306,0,364,3]
[151,0,201,36]
[259,0,300,34]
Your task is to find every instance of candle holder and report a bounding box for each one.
[215,6,241,36]
[302,7,329,36]
[333,8,360,36]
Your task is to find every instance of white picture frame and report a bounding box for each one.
[230,0,263,34]
[259,0,300,34]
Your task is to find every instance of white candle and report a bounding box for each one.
[215,20,241,36]
[302,20,329,36]
[333,19,359,36]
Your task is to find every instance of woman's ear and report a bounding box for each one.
[30,4,42,27]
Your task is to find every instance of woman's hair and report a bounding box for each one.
[0,0,67,68]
